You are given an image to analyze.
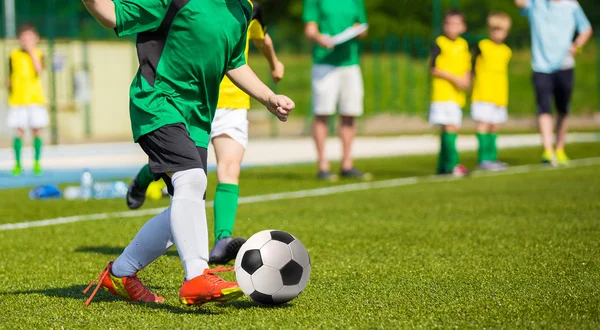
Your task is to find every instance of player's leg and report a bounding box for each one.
[533,72,555,164]
[472,102,493,168]
[12,128,25,176]
[208,108,248,265]
[430,102,465,176]
[443,123,466,176]
[7,107,27,176]
[553,69,574,165]
[489,105,508,168]
[338,65,370,180]
[30,105,50,175]
[475,121,491,167]
[311,64,339,180]
[126,164,155,209]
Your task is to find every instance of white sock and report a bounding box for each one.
[111,208,174,277]
[170,168,209,280]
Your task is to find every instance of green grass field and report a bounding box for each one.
[1,143,599,328]
[250,44,600,118]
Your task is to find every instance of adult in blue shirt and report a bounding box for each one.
[516,0,593,165]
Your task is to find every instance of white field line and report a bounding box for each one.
[1,157,600,231]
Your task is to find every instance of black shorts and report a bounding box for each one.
[138,123,207,196]
[533,69,574,115]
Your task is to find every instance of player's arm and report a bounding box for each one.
[252,34,285,83]
[81,0,116,28]
[570,5,593,55]
[226,65,294,122]
[355,0,368,39]
[304,23,334,49]
[303,0,333,49]
[28,53,44,75]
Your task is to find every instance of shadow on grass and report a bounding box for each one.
[75,246,178,257]
[221,300,293,310]
[1,284,221,315]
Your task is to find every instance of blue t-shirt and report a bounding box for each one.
[520,0,591,73]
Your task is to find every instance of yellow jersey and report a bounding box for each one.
[472,39,512,107]
[217,0,267,110]
[430,36,471,107]
[8,48,46,106]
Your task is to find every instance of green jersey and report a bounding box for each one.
[302,0,367,67]
[114,0,252,147]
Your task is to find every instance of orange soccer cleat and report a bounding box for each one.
[179,266,244,306]
[83,262,164,306]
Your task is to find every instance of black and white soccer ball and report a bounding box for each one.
[234,230,311,305]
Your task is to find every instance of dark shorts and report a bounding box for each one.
[138,123,207,196]
[533,69,574,115]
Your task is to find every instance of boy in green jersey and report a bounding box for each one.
[81,0,294,307]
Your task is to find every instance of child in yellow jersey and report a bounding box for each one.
[7,24,48,176]
[429,10,471,176]
[471,12,512,171]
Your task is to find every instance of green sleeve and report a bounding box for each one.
[228,32,248,70]
[302,0,319,23]
[356,0,367,24]
[113,0,172,37]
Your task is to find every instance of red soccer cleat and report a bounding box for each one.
[83,262,164,306]
[179,266,244,306]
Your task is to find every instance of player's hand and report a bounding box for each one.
[454,77,470,90]
[317,35,334,49]
[569,44,581,56]
[266,94,295,122]
[271,61,285,83]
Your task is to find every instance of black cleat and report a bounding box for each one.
[340,168,373,181]
[126,179,147,210]
[317,170,338,182]
[209,237,247,265]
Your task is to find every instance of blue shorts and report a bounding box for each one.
[533,69,574,115]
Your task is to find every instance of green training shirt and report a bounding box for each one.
[302,0,367,67]
[114,0,251,147]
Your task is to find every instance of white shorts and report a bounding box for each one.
[429,102,463,127]
[210,108,249,149]
[312,64,364,117]
[7,105,49,129]
[471,102,508,124]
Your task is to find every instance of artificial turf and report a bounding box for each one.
[0,142,599,328]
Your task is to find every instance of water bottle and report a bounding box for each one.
[80,169,94,200]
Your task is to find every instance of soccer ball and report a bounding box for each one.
[234,230,311,305]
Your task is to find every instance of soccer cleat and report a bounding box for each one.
[83,261,164,306]
[179,266,244,306]
[541,150,556,166]
[555,150,570,166]
[11,165,22,176]
[340,168,373,181]
[317,170,338,182]
[452,164,469,177]
[33,161,43,176]
[209,237,247,265]
[126,179,147,210]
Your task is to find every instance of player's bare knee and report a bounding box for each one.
[314,115,329,124]
[340,116,355,127]
[171,168,207,200]
[217,162,240,183]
